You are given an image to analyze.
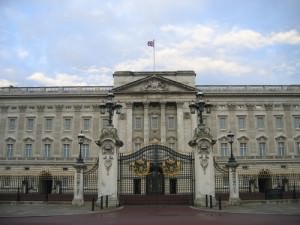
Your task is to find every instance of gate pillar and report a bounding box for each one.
[95,127,123,208]
[189,125,216,207]
[72,163,86,206]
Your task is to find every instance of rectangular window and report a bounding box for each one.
[168,143,176,150]
[25,144,32,158]
[8,118,17,130]
[219,117,227,130]
[275,116,283,129]
[256,116,265,129]
[82,144,89,159]
[220,143,228,157]
[259,143,266,156]
[294,116,300,129]
[44,144,51,159]
[63,144,70,159]
[6,144,13,159]
[134,143,141,152]
[277,142,285,156]
[45,118,53,131]
[83,118,91,130]
[150,116,159,129]
[26,118,34,130]
[167,116,176,130]
[102,118,109,128]
[3,177,11,187]
[133,117,142,129]
[238,117,246,130]
[297,142,300,155]
[240,143,247,156]
[64,118,72,130]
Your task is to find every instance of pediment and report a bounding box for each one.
[113,74,197,94]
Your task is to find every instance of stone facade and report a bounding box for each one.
[0,71,300,189]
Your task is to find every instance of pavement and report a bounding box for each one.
[0,201,299,217]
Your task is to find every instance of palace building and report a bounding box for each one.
[0,71,299,203]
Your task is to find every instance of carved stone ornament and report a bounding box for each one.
[197,141,211,175]
[162,158,181,177]
[96,127,123,147]
[102,142,114,155]
[142,79,168,91]
[103,155,113,175]
[131,159,150,176]
[189,125,216,147]
[199,154,209,175]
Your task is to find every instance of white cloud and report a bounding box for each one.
[0,79,17,87]
[271,30,300,45]
[16,48,29,59]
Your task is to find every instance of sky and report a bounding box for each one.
[0,0,300,87]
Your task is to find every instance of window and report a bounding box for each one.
[63,144,70,159]
[6,144,13,159]
[238,117,246,130]
[25,144,32,158]
[277,142,285,156]
[294,116,300,129]
[83,118,91,130]
[150,116,159,129]
[26,118,34,130]
[8,118,17,130]
[219,117,227,130]
[133,117,142,129]
[44,144,51,159]
[259,142,267,156]
[134,143,141,152]
[296,142,300,155]
[256,116,265,129]
[63,118,72,130]
[102,118,109,128]
[168,142,176,150]
[45,118,53,131]
[275,116,283,129]
[240,143,247,156]
[3,177,11,187]
[220,143,228,157]
[82,144,89,159]
[167,116,176,130]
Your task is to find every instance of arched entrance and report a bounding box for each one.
[118,144,194,205]
[39,171,53,194]
[258,169,272,193]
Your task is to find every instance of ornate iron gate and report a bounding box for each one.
[118,144,194,205]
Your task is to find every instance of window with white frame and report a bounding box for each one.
[238,117,246,130]
[63,144,70,159]
[44,144,51,159]
[294,116,300,129]
[133,117,142,129]
[259,142,267,157]
[26,118,34,131]
[256,116,265,129]
[220,143,228,157]
[219,116,227,130]
[83,118,91,130]
[277,142,285,156]
[6,144,13,159]
[240,143,247,156]
[167,116,176,130]
[82,144,89,159]
[25,144,32,158]
[8,118,17,130]
[150,116,159,129]
[275,116,283,129]
[63,118,72,130]
[45,118,53,131]
[168,142,176,150]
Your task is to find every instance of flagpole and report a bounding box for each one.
[153,39,155,71]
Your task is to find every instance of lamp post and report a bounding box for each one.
[189,92,212,126]
[227,131,236,163]
[77,131,85,163]
[100,92,122,127]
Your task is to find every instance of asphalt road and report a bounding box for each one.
[0,206,299,225]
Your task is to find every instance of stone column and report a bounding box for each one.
[95,127,123,208]
[126,103,133,151]
[226,161,240,205]
[177,102,184,151]
[144,102,149,145]
[160,102,166,145]
[189,125,216,207]
[72,163,86,206]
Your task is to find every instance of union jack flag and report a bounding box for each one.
[147,40,154,47]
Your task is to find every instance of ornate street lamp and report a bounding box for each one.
[100,92,122,127]
[77,131,85,163]
[189,91,212,126]
[227,131,236,163]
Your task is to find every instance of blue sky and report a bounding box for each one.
[0,0,300,87]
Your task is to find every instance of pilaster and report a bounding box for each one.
[177,102,184,151]
[126,103,133,151]
[144,102,149,145]
[160,102,166,145]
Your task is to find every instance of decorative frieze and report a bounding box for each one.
[18,105,27,113]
